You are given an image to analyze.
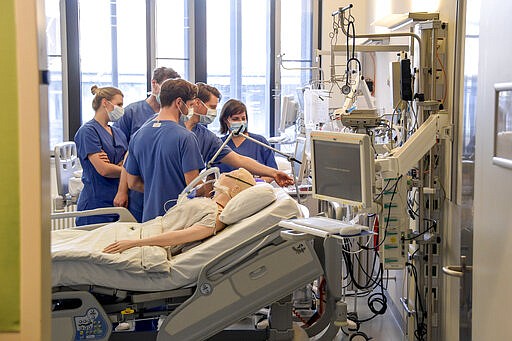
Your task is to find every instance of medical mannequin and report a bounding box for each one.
[218,99,277,182]
[103,168,256,254]
[74,85,128,226]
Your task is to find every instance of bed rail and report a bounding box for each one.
[51,207,137,231]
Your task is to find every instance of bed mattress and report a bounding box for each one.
[52,189,301,291]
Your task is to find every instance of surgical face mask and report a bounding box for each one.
[229,121,247,134]
[181,107,194,122]
[178,100,194,121]
[199,108,217,125]
[107,103,124,122]
[155,93,161,105]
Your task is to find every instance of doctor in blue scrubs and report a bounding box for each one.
[74,85,128,226]
[114,67,180,143]
[218,99,278,182]
[124,79,204,222]
[113,67,180,222]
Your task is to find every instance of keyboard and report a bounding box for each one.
[280,217,369,235]
[285,184,312,193]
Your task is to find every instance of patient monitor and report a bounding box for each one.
[292,137,308,184]
[279,95,298,132]
[310,131,374,208]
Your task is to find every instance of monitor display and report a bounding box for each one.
[292,137,308,184]
[279,95,298,132]
[310,131,374,208]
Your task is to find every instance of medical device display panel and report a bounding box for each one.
[310,131,374,208]
[293,137,308,184]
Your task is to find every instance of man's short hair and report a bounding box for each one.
[152,67,181,84]
[196,82,222,103]
[159,79,198,108]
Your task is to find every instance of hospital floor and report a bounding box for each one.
[333,295,405,340]
[110,295,405,341]
[211,293,405,341]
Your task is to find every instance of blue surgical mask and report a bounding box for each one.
[155,93,161,105]
[229,121,247,134]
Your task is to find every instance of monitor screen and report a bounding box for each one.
[310,131,374,208]
[279,95,298,132]
[293,137,308,184]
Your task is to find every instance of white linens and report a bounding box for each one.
[52,188,301,291]
[52,221,170,274]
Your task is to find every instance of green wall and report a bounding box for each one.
[0,0,20,332]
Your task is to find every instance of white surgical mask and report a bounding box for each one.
[178,100,194,121]
[188,106,195,118]
[181,107,194,122]
[107,103,124,122]
[199,108,217,125]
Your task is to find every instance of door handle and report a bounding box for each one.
[442,255,472,278]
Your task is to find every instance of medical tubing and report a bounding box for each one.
[342,239,381,290]
[177,167,221,206]
[402,221,437,241]
[240,133,301,164]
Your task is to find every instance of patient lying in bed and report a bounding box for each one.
[103,168,256,254]
[52,168,257,274]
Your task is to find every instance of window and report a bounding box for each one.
[462,1,480,159]
[78,0,147,123]
[279,0,313,138]
[206,0,314,137]
[155,0,191,79]
[208,0,267,133]
[45,0,63,149]
[279,0,313,100]
[46,0,314,144]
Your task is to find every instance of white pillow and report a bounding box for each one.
[219,183,277,225]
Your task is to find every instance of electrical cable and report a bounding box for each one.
[361,176,402,251]
[406,262,428,340]
[402,221,437,241]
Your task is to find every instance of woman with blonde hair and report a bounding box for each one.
[74,85,128,225]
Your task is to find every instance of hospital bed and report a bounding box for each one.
[51,188,341,341]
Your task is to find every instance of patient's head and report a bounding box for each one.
[213,168,255,202]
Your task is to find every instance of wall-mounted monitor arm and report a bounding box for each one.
[375,111,451,178]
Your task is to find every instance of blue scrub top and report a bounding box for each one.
[127,112,159,222]
[125,120,204,222]
[114,101,156,222]
[218,133,277,173]
[74,119,128,226]
[191,123,232,167]
[114,99,156,143]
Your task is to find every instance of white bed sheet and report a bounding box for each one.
[52,189,301,292]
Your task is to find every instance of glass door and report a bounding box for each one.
[459,0,481,338]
